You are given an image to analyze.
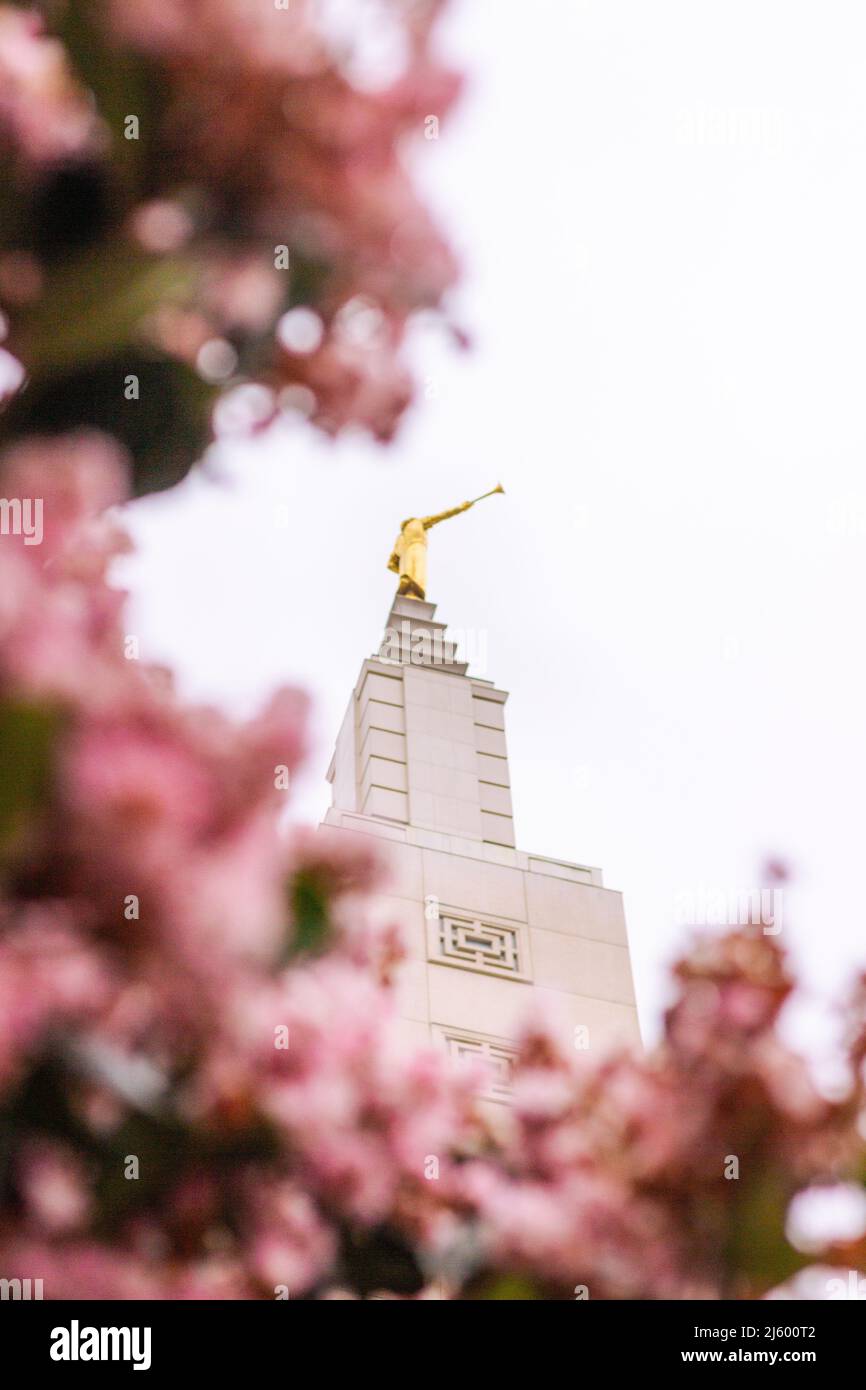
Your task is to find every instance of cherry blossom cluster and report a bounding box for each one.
[455,930,863,1299]
[0,432,484,1297]
[0,1,462,488]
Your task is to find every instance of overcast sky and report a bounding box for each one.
[119,1,866,1057]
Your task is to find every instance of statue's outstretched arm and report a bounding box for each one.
[422,501,471,530]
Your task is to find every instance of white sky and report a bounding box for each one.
[119,1,866,1055]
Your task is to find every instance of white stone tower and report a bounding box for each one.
[324,596,640,1097]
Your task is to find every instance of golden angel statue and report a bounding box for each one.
[387,485,504,600]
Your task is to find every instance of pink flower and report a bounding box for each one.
[62,717,218,847]
[278,318,414,441]
[0,7,103,164]
[0,1240,163,1299]
[248,1181,337,1296]
[0,908,112,1093]
[16,1140,92,1235]
[0,432,128,565]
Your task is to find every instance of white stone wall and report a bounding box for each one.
[323,602,641,1093]
[323,810,641,1085]
[347,655,518,848]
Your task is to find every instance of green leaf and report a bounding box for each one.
[723,1171,810,1295]
[469,1273,544,1300]
[285,869,333,960]
[53,1,167,192]
[1,350,216,496]
[19,244,199,376]
[0,700,60,856]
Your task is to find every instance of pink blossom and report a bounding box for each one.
[0,7,102,164]
[247,1181,337,1296]
[16,1140,92,1236]
[278,319,415,441]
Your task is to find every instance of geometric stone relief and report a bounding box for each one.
[432,1025,518,1102]
[426,906,532,982]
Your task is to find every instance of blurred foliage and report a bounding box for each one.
[0,353,214,496]
[0,699,58,859]
[0,0,460,489]
[286,869,334,962]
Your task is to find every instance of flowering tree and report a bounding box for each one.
[0,2,864,1301]
[0,1,462,491]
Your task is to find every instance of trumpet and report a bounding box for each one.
[467,483,505,506]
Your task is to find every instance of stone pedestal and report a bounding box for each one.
[324,596,640,1096]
